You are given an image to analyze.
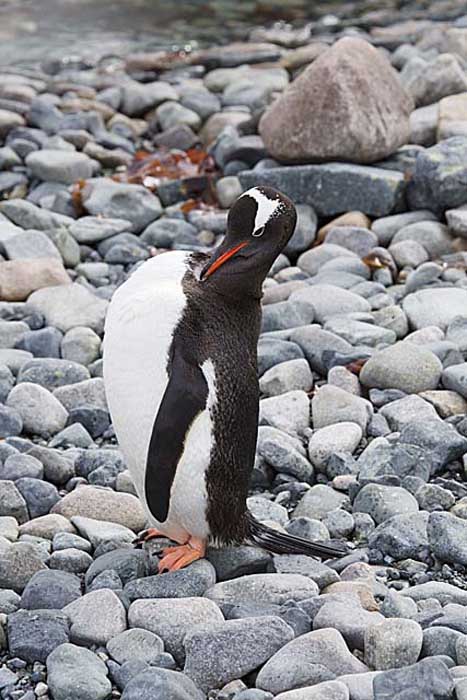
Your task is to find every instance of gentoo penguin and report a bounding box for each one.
[104,186,345,573]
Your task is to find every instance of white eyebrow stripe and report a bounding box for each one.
[241,187,282,232]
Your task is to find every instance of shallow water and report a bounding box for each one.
[0,0,363,67]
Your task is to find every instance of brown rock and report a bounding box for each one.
[125,50,190,73]
[437,93,467,141]
[0,258,70,302]
[61,98,115,121]
[19,514,76,540]
[259,37,413,164]
[0,109,25,137]
[107,114,148,137]
[419,390,467,419]
[370,19,433,48]
[322,581,380,611]
[189,42,283,69]
[280,42,330,71]
[317,211,371,244]
[200,111,251,145]
[51,485,146,532]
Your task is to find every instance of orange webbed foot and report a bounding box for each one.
[133,527,166,547]
[158,536,206,573]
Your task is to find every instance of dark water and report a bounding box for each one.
[0,0,367,67]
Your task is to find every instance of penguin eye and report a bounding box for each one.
[252,225,265,238]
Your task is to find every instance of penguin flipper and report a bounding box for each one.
[246,512,348,561]
[145,343,208,523]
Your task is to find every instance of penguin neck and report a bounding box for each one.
[206,274,264,302]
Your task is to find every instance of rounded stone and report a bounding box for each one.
[107,628,164,665]
[259,359,313,397]
[308,423,362,468]
[360,342,442,394]
[47,643,111,700]
[403,288,467,331]
[26,150,97,184]
[353,484,419,524]
[6,383,68,437]
[364,618,423,670]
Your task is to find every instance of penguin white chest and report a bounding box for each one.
[103,251,214,543]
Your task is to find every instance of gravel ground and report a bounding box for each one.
[1,1,467,699]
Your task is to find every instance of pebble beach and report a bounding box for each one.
[1,0,467,698]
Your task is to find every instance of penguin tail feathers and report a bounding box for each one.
[246,512,348,561]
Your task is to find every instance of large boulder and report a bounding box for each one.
[259,37,412,164]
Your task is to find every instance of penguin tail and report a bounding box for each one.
[246,512,348,561]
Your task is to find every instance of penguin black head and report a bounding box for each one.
[200,186,297,298]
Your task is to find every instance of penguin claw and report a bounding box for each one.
[158,538,205,573]
[133,528,165,548]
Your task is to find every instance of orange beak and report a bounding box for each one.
[202,241,249,279]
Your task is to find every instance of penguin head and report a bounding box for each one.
[200,186,297,296]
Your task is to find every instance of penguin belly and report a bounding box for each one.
[103,251,212,543]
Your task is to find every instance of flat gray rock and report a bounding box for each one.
[3,230,61,261]
[353,484,419,524]
[275,680,350,700]
[373,657,453,700]
[47,643,111,700]
[407,136,467,214]
[369,511,429,561]
[83,179,162,233]
[205,573,319,606]
[297,243,356,277]
[403,288,467,331]
[26,149,97,184]
[360,342,442,394]
[121,668,204,700]
[64,588,127,645]
[294,484,349,521]
[290,285,370,323]
[427,512,467,566]
[53,377,107,411]
[256,628,367,695]
[29,283,108,334]
[184,616,294,693]
[128,597,223,664]
[8,608,69,662]
[259,390,310,434]
[124,560,216,601]
[6,382,68,437]
[239,162,405,218]
[107,628,164,665]
[308,423,362,468]
[379,395,440,431]
[364,618,423,670]
[312,385,372,432]
[313,600,384,650]
[20,568,81,609]
[442,363,467,399]
[69,216,132,244]
[0,480,28,523]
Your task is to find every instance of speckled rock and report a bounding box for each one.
[184,617,294,693]
[256,628,367,695]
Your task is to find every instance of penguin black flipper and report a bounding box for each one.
[246,512,348,560]
[145,342,208,523]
